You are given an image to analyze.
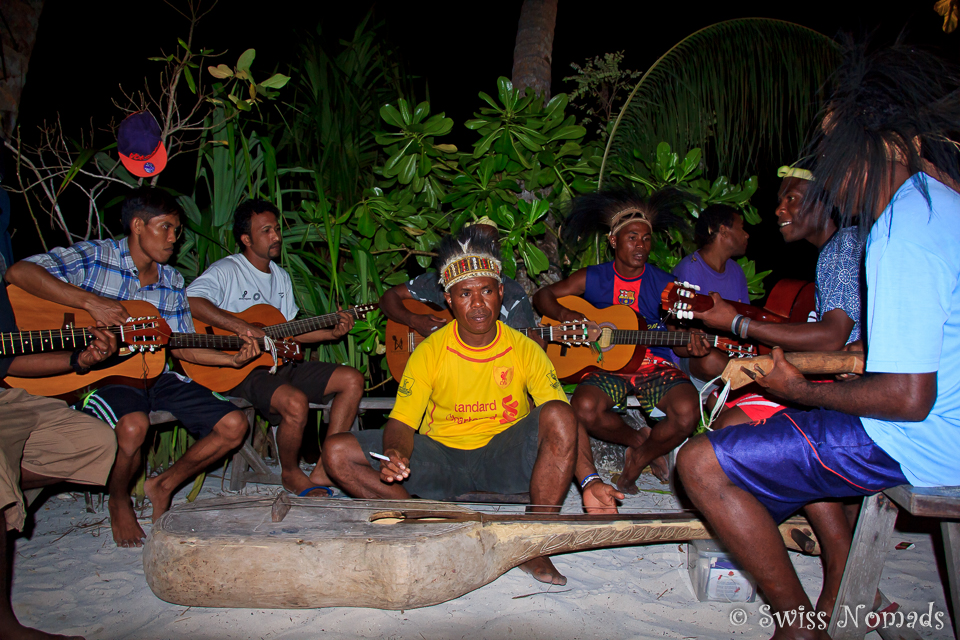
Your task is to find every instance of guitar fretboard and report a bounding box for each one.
[263,306,372,339]
[0,328,93,356]
[406,325,590,352]
[605,329,720,347]
[168,334,276,350]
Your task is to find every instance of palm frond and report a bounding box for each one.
[602,19,840,182]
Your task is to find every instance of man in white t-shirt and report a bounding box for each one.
[187,200,364,495]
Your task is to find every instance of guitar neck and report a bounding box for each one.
[605,329,719,347]
[0,327,95,357]
[726,300,789,324]
[406,325,588,352]
[263,309,359,339]
[168,333,277,351]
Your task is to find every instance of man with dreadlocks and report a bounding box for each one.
[693,163,863,429]
[679,42,960,638]
[534,187,710,494]
[324,226,623,586]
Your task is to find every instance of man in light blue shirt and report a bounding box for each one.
[678,43,960,638]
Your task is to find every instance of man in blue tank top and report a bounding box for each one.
[535,187,710,493]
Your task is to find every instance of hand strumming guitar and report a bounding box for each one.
[556,307,588,326]
[83,295,130,327]
[408,313,449,338]
[582,480,624,515]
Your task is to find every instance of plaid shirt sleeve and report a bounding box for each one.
[25,242,98,286]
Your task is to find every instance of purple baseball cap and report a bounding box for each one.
[117,111,167,178]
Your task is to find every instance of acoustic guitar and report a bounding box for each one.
[384,299,598,383]
[541,296,754,383]
[4,285,171,396]
[183,302,377,392]
[4,286,302,397]
[662,279,818,354]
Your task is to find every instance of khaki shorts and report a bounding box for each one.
[0,388,116,531]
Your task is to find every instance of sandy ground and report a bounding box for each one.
[10,468,952,640]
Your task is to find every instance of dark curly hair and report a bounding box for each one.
[120,187,181,235]
[694,204,741,249]
[233,199,281,246]
[435,225,502,271]
[562,186,697,245]
[804,39,960,236]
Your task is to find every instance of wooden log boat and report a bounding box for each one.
[143,495,818,610]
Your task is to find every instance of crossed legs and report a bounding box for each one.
[323,400,578,584]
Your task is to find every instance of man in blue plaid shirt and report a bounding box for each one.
[6,188,260,547]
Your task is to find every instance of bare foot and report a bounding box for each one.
[616,446,645,495]
[647,454,670,484]
[519,556,567,585]
[107,498,144,548]
[307,462,335,489]
[143,476,172,523]
[6,621,85,640]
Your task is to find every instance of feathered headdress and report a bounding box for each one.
[804,38,960,235]
[436,226,502,291]
[562,186,697,245]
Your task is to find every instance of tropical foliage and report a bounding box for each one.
[602,18,840,184]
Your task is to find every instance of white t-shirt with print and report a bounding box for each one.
[187,253,299,321]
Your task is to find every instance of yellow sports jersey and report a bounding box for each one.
[390,321,567,450]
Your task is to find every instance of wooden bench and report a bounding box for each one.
[828,486,960,640]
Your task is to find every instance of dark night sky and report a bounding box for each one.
[13,0,956,284]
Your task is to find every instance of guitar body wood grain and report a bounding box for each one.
[183,304,289,392]
[542,296,646,383]
[4,285,167,398]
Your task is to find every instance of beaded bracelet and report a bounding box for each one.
[731,314,744,336]
[579,473,601,490]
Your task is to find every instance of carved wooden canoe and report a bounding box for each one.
[143,496,817,610]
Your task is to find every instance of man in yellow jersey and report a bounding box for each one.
[324,226,623,585]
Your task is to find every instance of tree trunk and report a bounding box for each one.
[511,0,557,100]
[0,0,44,137]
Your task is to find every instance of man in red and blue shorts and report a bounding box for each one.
[535,187,710,493]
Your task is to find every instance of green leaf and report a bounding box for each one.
[237,48,256,72]
[380,104,405,128]
[183,66,197,95]
[519,241,549,275]
[413,101,430,123]
[547,125,586,141]
[397,155,417,184]
[477,91,500,110]
[260,73,291,89]
[497,77,515,107]
[357,209,377,237]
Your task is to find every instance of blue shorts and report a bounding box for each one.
[78,372,239,439]
[706,409,908,522]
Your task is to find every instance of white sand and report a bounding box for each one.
[11,471,951,639]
